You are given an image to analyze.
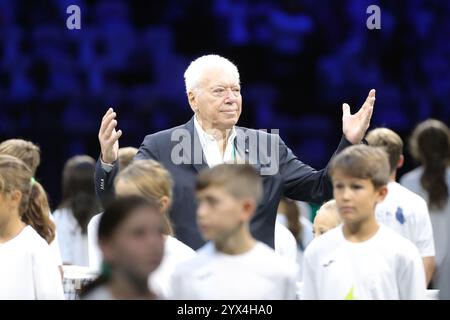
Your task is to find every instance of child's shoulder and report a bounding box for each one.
[252,242,297,276]
[389,182,427,207]
[172,242,215,275]
[377,225,421,257]
[18,226,51,252]
[304,226,343,257]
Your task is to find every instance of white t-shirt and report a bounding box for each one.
[87,213,102,271]
[375,181,435,257]
[149,236,196,298]
[400,167,450,270]
[274,222,298,262]
[53,208,89,266]
[82,285,115,300]
[276,215,307,281]
[48,211,63,266]
[0,226,65,299]
[88,213,196,298]
[170,241,297,300]
[300,216,314,249]
[302,225,426,300]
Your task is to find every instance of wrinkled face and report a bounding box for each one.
[196,186,247,243]
[313,209,340,238]
[189,68,242,131]
[332,170,387,226]
[102,207,164,282]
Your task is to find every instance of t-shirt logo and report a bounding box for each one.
[345,286,356,300]
[322,259,335,267]
[395,207,405,224]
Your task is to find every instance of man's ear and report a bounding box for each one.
[376,185,388,203]
[188,91,197,112]
[396,154,404,169]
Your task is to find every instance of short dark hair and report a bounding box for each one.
[99,195,161,241]
[366,128,403,173]
[196,164,263,203]
[330,145,390,188]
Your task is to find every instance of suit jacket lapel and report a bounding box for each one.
[184,117,208,173]
[235,126,261,174]
[183,119,261,174]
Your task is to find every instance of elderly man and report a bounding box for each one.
[95,54,375,250]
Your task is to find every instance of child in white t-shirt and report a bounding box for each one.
[0,138,63,277]
[170,164,297,300]
[367,128,435,285]
[81,196,164,300]
[274,222,298,262]
[302,145,426,300]
[399,120,450,288]
[0,155,64,299]
[313,200,341,238]
[88,160,196,298]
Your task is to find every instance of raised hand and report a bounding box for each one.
[98,108,122,164]
[342,89,376,144]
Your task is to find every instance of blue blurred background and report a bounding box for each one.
[1,0,449,207]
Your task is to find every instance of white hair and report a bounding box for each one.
[183,54,240,96]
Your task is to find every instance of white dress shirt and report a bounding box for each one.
[194,116,237,167]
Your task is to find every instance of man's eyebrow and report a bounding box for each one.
[209,83,240,88]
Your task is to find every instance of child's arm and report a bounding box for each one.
[32,244,65,299]
[397,247,426,300]
[301,252,317,299]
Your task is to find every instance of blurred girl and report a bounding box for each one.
[0,155,64,299]
[401,119,450,285]
[88,160,196,298]
[54,155,102,266]
[0,139,62,273]
[81,196,164,300]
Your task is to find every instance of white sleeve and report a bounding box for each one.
[283,266,298,300]
[88,214,102,271]
[413,200,435,257]
[48,211,63,266]
[275,224,298,262]
[397,246,426,300]
[301,250,317,300]
[168,268,184,300]
[50,234,63,266]
[54,212,73,265]
[32,244,65,299]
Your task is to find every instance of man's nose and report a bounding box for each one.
[224,88,237,102]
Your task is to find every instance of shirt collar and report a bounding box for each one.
[193,115,236,145]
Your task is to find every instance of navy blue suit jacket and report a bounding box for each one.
[95,117,352,250]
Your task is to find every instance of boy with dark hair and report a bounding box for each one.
[302,145,425,299]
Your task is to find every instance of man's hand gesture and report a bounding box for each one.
[98,108,122,164]
[342,89,376,144]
